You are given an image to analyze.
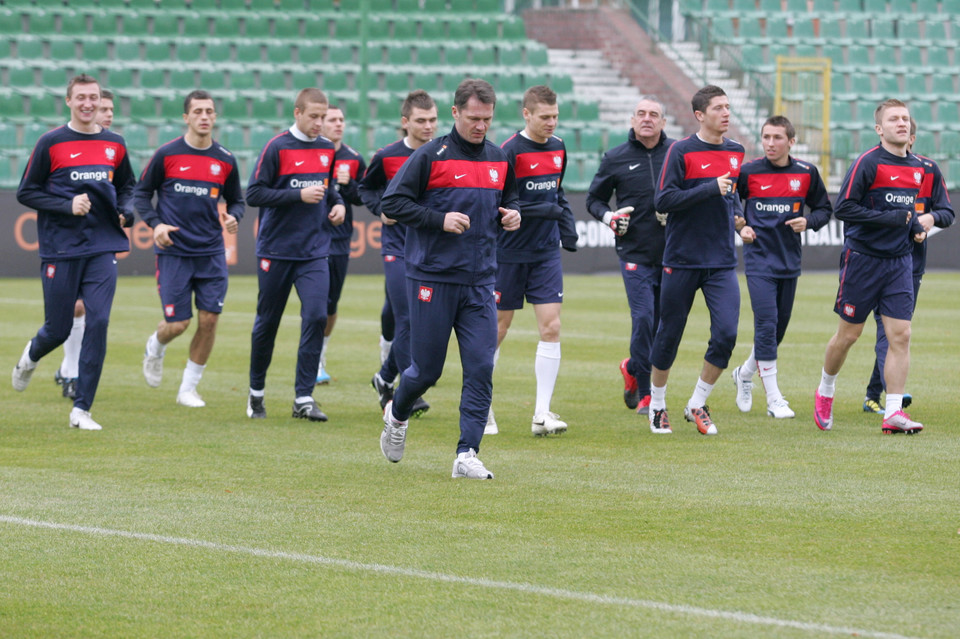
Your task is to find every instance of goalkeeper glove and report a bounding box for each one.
[655,211,668,226]
[603,206,634,236]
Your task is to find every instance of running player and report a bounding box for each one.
[13,74,136,431]
[137,90,244,407]
[730,115,832,418]
[245,88,345,422]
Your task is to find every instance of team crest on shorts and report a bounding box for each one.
[494,290,501,304]
[164,304,176,318]
[418,286,433,302]
[384,255,396,262]
[664,266,673,274]
[259,258,271,272]
[625,263,637,271]
[45,264,56,279]
[843,303,856,317]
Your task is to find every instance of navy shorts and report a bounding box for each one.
[327,252,350,315]
[156,253,228,322]
[495,255,563,310]
[834,250,913,324]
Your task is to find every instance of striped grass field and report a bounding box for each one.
[1,271,958,638]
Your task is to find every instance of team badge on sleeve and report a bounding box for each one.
[418,286,433,302]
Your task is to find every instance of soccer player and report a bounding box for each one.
[137,90,244,407]
[13,74,136,431]
[363,90,437,418]
[378,78,521,479]
[814,99,927,434]
[313,104,366,385]
[730,115,833,419]
[494,85,578,436]
[245,88,346,421]
[648,85,745,436]
[587,96,674,416]
[55,88,116,400]
[860,118,954,415]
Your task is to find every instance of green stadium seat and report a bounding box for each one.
[863,0,886,12]
[938,129,960,156]
[220,96,249,122]
[870,18,896,41]
[449,0,475,10]
[152,13,180,37]
[551,75,574,95]
[244,15,271,38]
[475,0,501,11]
[120,123,150,149]
[495,71,523,95]
[49,39,77,62]
[231,71,257,93]
[320,72,348,92]
[819,20,842,41]
[423,0,447,10]
[60,12,89,35]
[333,16,360,38]
[191,0,220,12]
[0,93,27,124]
[139,68,167,95]
[924,20,948,42]
[328,43,354,64]
[206,42,233,65]
[849,74,872,96]
[114,40,141,62]
[384,43,414,65]
[914,130,935,155]
[393,17,418,40]
[23,121,49,148]
[251,95,280,121]
[291,69,319,89]
[14,36,44,61]
[273,15,300,39]
[157,123,183,144]
[260,71,287,92]
[130,94,158,122]
[442,71,467,92]
[236,42,263,65]
[122,14,150,36]
[29,93,63,126]
[830,128,853,158]
[221,0,249,11]
[475,19,499,40]
[759,0,782,12]
[502,18,526,40]
[28,12,57,35]
[875,75,899,97]
[7,67,37,94]
[412,71,438,92]
[384,71,409,94]
[577,127,603,154]
[212,15,242,38]
[420,18,445,40]
[375,94,400,120]
[266,42,294,65]
[199,69,228,91]
[105,68,135,90]
[373,125,400,149]
[576,101,600,121]
[183,17,211,38]
[854,100,877,124]
[446,18,471,40]
[216,123,245,149]
[160,98,184,122]
[0,121,18,149]
[900,47,923,69]
[526,46,549,66]
[144,41,171,64]
[845,21,869,41]
[299,43,323,64]
[0,10,24,37]
[898,20,921,42]
[173,41,202,64]
[925,47,950,70]
[249,123,277,151]
[470,44,496,66]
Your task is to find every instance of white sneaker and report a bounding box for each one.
[379,336,392,366]
[531,411,567,436]
[484,407,498,435]
[12,340,37,392]
[732,366,753,412]
[452,448,493,479]
[69,407,102,431]
[767,397,795,419]
[379,400,408,463]
[142,339,164,388]
[177,389,206,408]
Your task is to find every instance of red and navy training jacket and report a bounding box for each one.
[736,156,832,278]
[380,126,521,285]
[835,145,925,258]
[654,134,745,269]
[17,125,136,260]
[134,136,244,257]
[323,142,366,257]
[498,131,574,263]
[246,128,344,261]
[910,153,954,276]
[359,138,414,258]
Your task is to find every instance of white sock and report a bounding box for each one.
[249,388,264,397]
[147,331,166,357]
[688,377,715,409]
[320,336,330,368]
[757,359,783,404]
[650,383,667,411]
[295,395,313,404]
[884,394,903,419]
[740,346,758,380]
[534,341,560,415]
[379,335,392,366]
[818,368,837,398]
[60,315,85,378]
[493,346,500,367]
[178,359,205,395]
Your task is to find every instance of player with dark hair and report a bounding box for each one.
[364,89,437,418]
[13,74,136,431]
[492,84,578,436]
[859,117,954,415]
[814,99,927,434]
[245,88,345,422]
[587,96,674,417]
[137,90,244,407]
[649,85,745,435]
[730,115,833,419]
[378,78,521,479]
[314,104,366,384]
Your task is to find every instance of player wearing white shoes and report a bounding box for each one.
[136,91,244,408]
[14,75,136,431]
[731,116,832,419]
[495,85,578,436]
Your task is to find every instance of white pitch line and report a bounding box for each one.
[1,515,923,639]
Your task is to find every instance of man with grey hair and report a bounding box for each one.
[587,96,675,417]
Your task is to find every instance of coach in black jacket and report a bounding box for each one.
[586,97,675,415]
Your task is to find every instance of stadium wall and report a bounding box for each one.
[1,190,957,277]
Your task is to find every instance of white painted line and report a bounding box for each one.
[1,515,923,639]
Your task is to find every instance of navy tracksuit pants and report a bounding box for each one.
[249,257,329,398]
[378,256,409,383]
[620,260,661,397]
[392,279,497,454]
[30,253,118,411]
[745,275,798,361]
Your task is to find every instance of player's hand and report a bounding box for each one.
[717,172,733,196]
[904,209,913,225]
[153,223,179,249]
[734,215,746,231]
[328,204,346,226]
[499,207,521,231]
[72,193,91,216]
[739,225,756,243]
[606,206,633,236]
[443,211,471,234]
[655,211,668,226]
[380,213,397,226]
[301,185,326,203]
[918,212,935,232]
[336,163,351,185]
[785,216,808,233]
[220,210,239,234]
[914,231,927,243]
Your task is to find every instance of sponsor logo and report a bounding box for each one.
[105,147,115,161]
[455,173,467,180]
[436,144,447,155]
[890,175,900,181]
[210,163,221,176]
[70,170,109,181]
[418,285,433,302]
[628,163,641,170]
[700,163,710,169]
[174,183,210,196]
[179,166,191,171]
[760,185,772,191]
[843,303,855,317]
[164,304,176,317]
[70,152,82,159]
[259,258,271,272]
[885,192,915,205]
[289,178,325,188]
[488,168,499,184]
[790,179,801,191]
[494,290,501,304]
[558,292,563,298]
[729,156,739,170]
[625,262,637,271]
[45,264,56,279]
[217,301,224,307]
[529,163,539,169]
[525,179,557,191]
[210,187,219,198]
[757,202,791,213]
[295,161,305,166]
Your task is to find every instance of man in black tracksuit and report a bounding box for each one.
[586,97,675,415]
[379,79,521,480]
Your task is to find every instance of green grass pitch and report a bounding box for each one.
[1,271,958,638]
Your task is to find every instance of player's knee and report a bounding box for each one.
[197,312,219,334]
[539,318,561,342]
[165,318,191,337]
